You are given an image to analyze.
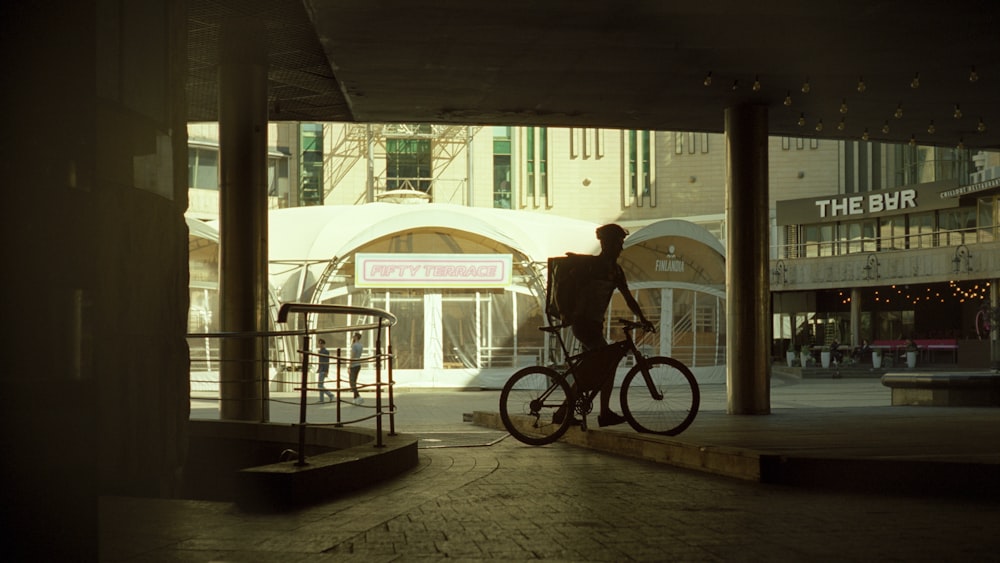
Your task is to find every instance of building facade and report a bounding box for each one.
[187,123,1000,385]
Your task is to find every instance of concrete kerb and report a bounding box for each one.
[473,411,763,482]
[185,419,419,511]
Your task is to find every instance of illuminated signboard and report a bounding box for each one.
[355,253,513,288]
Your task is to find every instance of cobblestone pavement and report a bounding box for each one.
[103,379,999,561]
[102,431,999,562]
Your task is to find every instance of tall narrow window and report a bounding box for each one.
[629,130,638,195]
[300,123,324,205]
[386,138,432,192]
[525,127,548,202]
[628,130,651,197]
[492,126,512,209]
[538,127,548,198]
[526,128,535,198]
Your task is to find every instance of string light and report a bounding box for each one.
[815,120,824,132]
[703,72,712,86]
[927,120,936,134]
[909,134,917,146]
[857,76,866,93]
[731,79,739,91]
[837,118,846,131]
[840,99,849,114]
[797,113,806,126]
[958,137,965,150]
[953,104,963,119]
[910,72,920,88]
[861,128,870,141]
[978,118,987,133]
[801,77,811,93]
[894,103,903,119]
[969,66,978,82]
[783,91,792,106]
[881,121,890,134]
[752,75,761,92]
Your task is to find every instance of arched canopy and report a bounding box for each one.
[622,219,727,291]
[266,203,601,264]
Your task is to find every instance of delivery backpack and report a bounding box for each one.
[545,253,598,323]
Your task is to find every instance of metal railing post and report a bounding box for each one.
[374,318,385,448]
[296,330,309,466]
[388,343,396,436]
[335,347,343,426]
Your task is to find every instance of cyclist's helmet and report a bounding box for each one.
[596,223,628,241]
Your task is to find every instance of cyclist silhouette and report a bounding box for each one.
[560,223,653,427]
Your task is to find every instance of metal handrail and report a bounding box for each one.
[277,303,398,466]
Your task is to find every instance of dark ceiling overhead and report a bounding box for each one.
[189,0,1000,150]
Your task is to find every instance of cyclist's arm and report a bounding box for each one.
[615,267,651,327]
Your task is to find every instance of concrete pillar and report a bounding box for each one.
[992,279,999,371]
[219,18,269,421]
[725,105,770,414]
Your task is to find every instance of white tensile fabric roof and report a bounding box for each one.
[266,203,602,264]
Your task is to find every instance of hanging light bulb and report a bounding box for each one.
[978,118,987,133]
[837,118,846,131]
[801,77,810,93]
[703,71,713,86]
[908,134,917,146]
[910,72,920,88]
[894,103,903,119]
[969,66,978,82]
[862,128,870,141]
[881,121,890,134]
[857,76,866,93]
[797,113,806,126]
[815,120,824,132]
[957,137,965,150]
[783,91,793,106]
[839,99,849,114]
[752,75,761,92]
[731,79,739,91]
[954,104,963,119]
[927,120,936,134]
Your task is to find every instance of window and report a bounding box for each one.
[803,224,836,257]
[628,130,651,197]
[844,220,876,254]
[939,207,975,246]
[525,127,548,200]
[977,195,996,244]
[493,127,512,209]
[300,123,324,205]
[907,212,935,249]
[386,138,432,192]
[188,147,218,190]
[879,217,903,250]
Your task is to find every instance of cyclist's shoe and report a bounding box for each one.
[597,412,627,427]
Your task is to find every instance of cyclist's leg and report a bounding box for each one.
[571,321,624,424]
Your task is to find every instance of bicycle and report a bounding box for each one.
[499,318,700,446]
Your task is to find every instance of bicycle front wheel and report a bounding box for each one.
[499,366,573,446]
[620,356,699,436]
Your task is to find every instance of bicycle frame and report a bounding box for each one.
[501,317,699,443]
[544,319,662,412]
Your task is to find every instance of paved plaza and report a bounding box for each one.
[101,378,1000,561]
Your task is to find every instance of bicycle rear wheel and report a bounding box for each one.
[499,366,573,446]
[620,356,699,436]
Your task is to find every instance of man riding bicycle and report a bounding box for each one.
[559,223,654,427]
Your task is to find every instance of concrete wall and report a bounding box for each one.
[1,2,190,558]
